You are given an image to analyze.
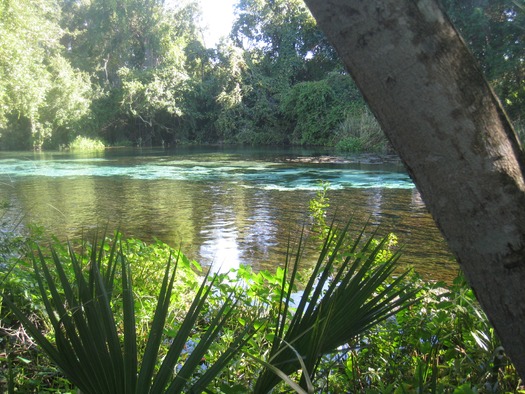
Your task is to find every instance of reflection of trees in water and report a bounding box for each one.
[328,188,455,281]
[244,190,277,258]
[200,186,284,274]
[0,153,454,281]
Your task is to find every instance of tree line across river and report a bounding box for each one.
[0,0,523,151]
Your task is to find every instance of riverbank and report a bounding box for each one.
[0,229,519,392]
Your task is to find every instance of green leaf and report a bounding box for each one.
[254,221,418,392]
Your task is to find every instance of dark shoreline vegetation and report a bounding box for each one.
[0,194,523,392]
[0,1,523,153]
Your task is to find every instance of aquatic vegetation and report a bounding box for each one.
[0,153,413,189]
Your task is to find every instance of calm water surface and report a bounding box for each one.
[0,147,457,281]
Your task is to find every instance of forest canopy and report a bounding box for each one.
[0,0,523,150]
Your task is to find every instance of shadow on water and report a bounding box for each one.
[0,147,457,282]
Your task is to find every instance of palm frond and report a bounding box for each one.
[254,222,418,393]
[4,234,254,394]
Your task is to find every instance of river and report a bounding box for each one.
[0,146,457,281]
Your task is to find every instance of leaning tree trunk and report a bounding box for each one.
[303,0,525,379]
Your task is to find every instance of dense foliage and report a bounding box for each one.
[442,0,525,122]
[0,227,522,392]
[1,0,522,150]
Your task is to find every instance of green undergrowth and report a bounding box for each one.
[0,229,522,392]
[1,189,523,392]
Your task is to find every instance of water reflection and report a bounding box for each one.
[0,148,457,281]
[201,226,241,275]
[245,190,277,260]
[199,186,241,274]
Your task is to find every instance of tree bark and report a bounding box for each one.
[303,0,525,379]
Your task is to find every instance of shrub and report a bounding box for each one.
[69,135,105,151]
[333,105,389,153]
[313,271,523,393]
[2,223,417,392]
[2,211,520,392]
[3,233,254,393]
[281,73,362,146]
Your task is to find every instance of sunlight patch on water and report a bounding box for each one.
[0,157,414,190]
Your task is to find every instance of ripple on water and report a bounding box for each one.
[0,149,455,281]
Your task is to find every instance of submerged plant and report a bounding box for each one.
[3,233,253,393]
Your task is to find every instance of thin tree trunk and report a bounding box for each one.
[304,0,525,379]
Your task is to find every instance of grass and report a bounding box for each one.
[333,106,389,153]
[69,136,106,151]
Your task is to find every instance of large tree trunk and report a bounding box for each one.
[303,0,525,379]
